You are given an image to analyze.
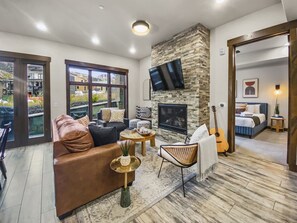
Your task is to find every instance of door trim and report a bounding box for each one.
[227,20,297,172]
[0,51,51,148]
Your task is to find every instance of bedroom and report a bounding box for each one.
[234,35,289,165]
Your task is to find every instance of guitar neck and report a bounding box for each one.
[214,111,219,134]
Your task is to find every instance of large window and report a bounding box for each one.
[66,60,128,120]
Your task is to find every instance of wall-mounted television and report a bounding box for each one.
[148,59,184,91]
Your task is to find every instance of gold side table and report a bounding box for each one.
[110,156,141,208]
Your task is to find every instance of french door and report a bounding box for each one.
[0,51,51,148]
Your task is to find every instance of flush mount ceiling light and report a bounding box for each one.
[132,20,150,36]
[216,0,225,3]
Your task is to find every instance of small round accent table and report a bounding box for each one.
[120,130,156,156]
[110,156,141,208]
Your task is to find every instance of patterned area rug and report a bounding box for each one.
[63,141,196,223]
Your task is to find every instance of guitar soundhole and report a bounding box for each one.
[215,132,220,137]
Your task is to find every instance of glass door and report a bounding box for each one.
[0,51,51,148]
[0,60,15,144]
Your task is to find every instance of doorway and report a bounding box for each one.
[227,20,297,171]
[0,51,51,148]
[234,35,289,165]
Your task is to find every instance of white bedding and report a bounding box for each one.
[235,113,266,128]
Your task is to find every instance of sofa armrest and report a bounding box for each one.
[97,111,103,120]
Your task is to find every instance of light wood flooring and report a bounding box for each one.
[1,143,297,223]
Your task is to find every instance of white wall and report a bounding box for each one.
[210,3,287,135]
[0,31,140,119]
[236,61,289,127]
[139,56,152,107]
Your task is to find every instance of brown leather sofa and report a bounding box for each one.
[52,116,135,219]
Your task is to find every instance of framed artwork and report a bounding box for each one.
[243,78,258,98]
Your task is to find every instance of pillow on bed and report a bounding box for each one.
[246,104,261,114]
[235,103,247,114]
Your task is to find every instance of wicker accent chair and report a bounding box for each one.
[158,142,198,197]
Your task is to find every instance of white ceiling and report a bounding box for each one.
[282,0,297,21]
[0,0,281,59]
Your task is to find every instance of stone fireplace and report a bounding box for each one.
[158,104,187,135]
[151,23,210,142]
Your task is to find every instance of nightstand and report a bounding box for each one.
[271,116,285,132]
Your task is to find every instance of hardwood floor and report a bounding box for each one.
[0,143,58,223]
[1,143,297,223]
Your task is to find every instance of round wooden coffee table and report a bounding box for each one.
[120,130,156,156]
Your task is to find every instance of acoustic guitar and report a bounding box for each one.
[209,105,229,155]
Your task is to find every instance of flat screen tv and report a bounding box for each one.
[148,59,184,91]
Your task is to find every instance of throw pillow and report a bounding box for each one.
[235,108,246,114]
[109,109,125,122]
[88,125,117,146]
[254,104,261,114]
[189,124,209,144]
[59,121,94,152]
[101,108,112,122]
[77,115,90,127]
[246,104,255,113]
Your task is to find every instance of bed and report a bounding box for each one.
[235,102,268,138]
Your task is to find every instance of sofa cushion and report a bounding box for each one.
[55,115,73,129]
[106,122,127,132]
[109,109,125,122]
[88,125,117,146]
[77,115,90,127]
[59,121,94,152]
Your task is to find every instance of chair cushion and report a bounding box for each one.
[88,125,117,146]
[58,121,94,153]
[109,109,125,122]
[189,124,209,144]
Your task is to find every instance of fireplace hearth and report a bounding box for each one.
[158,104,187,135]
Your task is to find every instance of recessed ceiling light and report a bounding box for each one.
[284,42,290,46]
[129,47,136,54]
[99,5,104,10]
[36,22,48,32]
[132,20,150,36]
[91,37,100,45]
[216,0,225,3]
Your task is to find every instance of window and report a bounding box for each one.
[66,60,128,120]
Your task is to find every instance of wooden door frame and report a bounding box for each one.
[227,20,297,172]
[0,50,51,148]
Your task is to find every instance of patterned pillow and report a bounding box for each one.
[139,107,151,118]
[101,108,112,122]
[109,109,125,122]
[77,115,90,127]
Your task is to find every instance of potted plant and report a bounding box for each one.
[118,140,132,166]
[275,104,280,117]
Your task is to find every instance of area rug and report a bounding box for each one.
[63,141,196,223]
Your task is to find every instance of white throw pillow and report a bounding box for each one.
[189,124,209,144]
[246,105,255,113]
[109,109,125,122]
[254,104,261,114]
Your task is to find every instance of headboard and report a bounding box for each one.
[237,102,268,118]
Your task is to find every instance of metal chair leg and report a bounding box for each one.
[181,167,185,197]
[158,159,164,178]
[0,160,7,180]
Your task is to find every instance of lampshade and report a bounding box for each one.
[275,84,280,90]
[132,20,150,36]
